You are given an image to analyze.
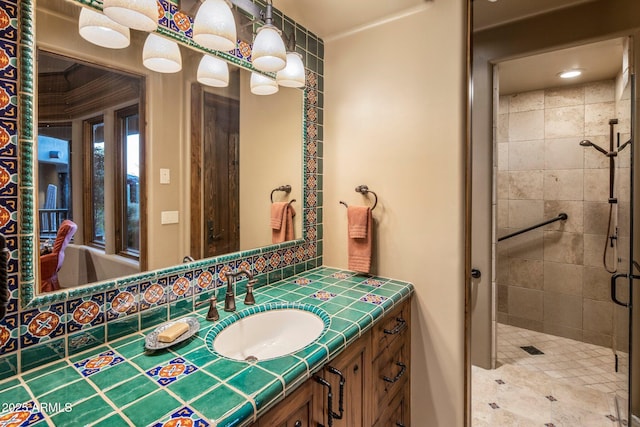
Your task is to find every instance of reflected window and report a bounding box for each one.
[86,117,105,246]
[116,105,140,257]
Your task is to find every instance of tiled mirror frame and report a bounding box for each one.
[0,0,323,378]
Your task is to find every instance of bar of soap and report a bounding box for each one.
[157,322,189,343]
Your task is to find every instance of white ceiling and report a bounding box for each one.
[473,0,596,31]
[497,38,625,95]
[272,0,429,40]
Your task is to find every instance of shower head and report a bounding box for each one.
[579,139,609,156]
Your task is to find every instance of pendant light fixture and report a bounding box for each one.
[142,34,182,73]
[78,8,130,49]
[276,51,305,88]
[197,55,229,87]
[251,1,286,72]
[250,72,278,95]
[102,0,159,32]
[193,0,237,52]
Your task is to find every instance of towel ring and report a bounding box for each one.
[270,185,292,202]
[339,185,378,210]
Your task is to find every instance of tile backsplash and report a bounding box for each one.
[0,0,324,380]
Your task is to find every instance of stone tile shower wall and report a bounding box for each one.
[496,79,631,349]
[0,0,324,380]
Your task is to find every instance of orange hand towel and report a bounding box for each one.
[347,206,372,273]
[272,202,296,243]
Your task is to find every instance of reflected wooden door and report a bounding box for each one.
[202,92,240,257]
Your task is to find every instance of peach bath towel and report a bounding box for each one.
[347,206,372,273]
[272,202,296,243]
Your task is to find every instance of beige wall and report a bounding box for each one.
[324,1,467,425]
[239,71,303,249]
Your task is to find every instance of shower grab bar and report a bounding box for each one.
[497,213,568,242]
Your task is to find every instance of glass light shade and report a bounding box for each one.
[193,0,237,52]
[79,8,130,49]
[197,55,229,87]
[250,72,278,95]
[252,24,286,72]
[103,0,158,32]
[143,34,182,73]
[276,52,305,88]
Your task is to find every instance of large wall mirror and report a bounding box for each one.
[26,0,305,302]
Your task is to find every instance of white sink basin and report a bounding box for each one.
[206,303,329,362]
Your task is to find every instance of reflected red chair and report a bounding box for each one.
[40,219,77,293]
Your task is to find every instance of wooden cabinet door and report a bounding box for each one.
[253,379,320,427]
[317,330,372,427]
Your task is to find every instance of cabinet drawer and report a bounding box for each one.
[372,299,410,358]
[373,380,410,427]
[373,332,409,418]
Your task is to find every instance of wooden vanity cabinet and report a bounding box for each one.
[253,298,411,427]
[252,379,321,427]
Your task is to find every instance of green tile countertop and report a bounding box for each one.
[1,267,413,427]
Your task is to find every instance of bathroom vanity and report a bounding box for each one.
[0,267,412,426]
[252,297,411,427]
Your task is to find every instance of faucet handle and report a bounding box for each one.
[244,279,257,305]
[195,296,219,321]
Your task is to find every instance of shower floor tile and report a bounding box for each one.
[472,323,629,426]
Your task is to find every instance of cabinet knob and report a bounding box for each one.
[353,364,359,373]
[294,421,302,427]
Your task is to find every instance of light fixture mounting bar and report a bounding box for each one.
[228,0,263,20]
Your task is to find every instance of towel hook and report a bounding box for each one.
[339,185,378,210]
[270,185,292,202]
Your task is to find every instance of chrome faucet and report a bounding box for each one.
[223,269,256,311]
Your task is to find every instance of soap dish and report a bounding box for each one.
[145,317,200,350]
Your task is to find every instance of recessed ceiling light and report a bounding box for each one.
[559,69,582,79]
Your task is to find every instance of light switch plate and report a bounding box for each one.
[160,168,170,184]
[161,211,179,224]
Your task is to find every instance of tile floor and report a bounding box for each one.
[473,323,630,426]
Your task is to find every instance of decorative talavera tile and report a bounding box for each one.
[170,9,193,37]
[0,119,16,157]
[237,259,252,275]
[0,197,16,234]
[0,38,16,81]
[306,71,317,88]
[0,80,17,119]
[74,349,125,377]
[66,293,105,333]
[150,406,209,427]
[19,303,66,348]
[157,0,171,28]
[236,40,252,61]
[0,3,18,42]
[252,255,266,274]
[106,285,139,321]
[310,291,336,302]
[359,294,388,305]
[140,280,167,310]
[362,278,385,287]
[0,312,17,354]
[216,264,234,283]
[192,269,215,295]
[146,357,198,387]
[294,278,311,286]
[265,251,281,271]
[168,272,193,302]
[283,249,294,266]
[331,272,352,280]
[0,401,45,426]
[295,246,305,262]
[5,274,17,314]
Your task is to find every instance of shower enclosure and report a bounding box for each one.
[471,36,637,426]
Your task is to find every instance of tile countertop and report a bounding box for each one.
[0,267,414,427]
